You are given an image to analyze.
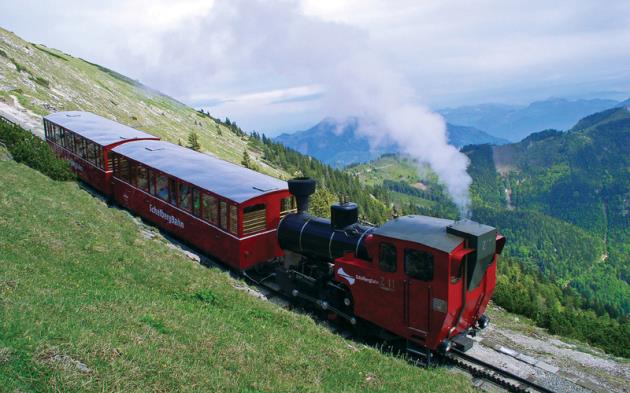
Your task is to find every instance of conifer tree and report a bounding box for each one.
[187,131,201,151]
[309,187,337,218]
[241,150,252,168]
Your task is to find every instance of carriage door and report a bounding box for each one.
[405,248,434,337]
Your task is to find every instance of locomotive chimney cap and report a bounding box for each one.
[288,177,316,213]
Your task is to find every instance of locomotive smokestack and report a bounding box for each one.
[287,177,317,214]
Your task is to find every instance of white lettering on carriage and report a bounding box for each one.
[149,204,185,228]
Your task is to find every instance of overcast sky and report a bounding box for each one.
[1,0,629,134]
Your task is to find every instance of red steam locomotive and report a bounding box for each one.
[43,111,505,362]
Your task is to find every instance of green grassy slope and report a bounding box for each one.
[0,27,283,178]
[0,156,471,392]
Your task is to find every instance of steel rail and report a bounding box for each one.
[447,348,557,393]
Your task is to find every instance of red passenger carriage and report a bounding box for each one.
[109,140,294,269]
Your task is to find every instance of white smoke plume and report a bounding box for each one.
[323,55,472,215]
[132,0,472,215]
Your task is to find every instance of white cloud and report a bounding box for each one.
[1,0,629,120]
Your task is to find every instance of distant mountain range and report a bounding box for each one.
[438,97,622,142]
[275,117,507,167]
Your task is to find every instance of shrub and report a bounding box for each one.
[0,120,75,181]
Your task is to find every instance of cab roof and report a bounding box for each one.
[112,140,287,203]
[372,215,464,253]
[44,111,158,146]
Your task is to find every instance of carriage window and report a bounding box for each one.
[178,183,192,212]
[84,142,92,163]
[379,243,397,272]
[280,196,296,219]
[202,193,218,224]
[229,205,238,235]
[59,128,72,150]
[75,135,85,157]
[86,142,96,165]
[129,162,137,186]
[53,125,61,144]
[96,146,103,169]
[105,149,112,171]
[115,155,130,182]
[156,173,169,201]
[192,189,201,217]
[405,249,434,281]
[147,170,155,194]
[65,131,74,151]
[168,178,177,205]
[136,165,149,192]
[219,201,227,230]
[243,204,266,235]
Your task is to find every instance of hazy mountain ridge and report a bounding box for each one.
[439,97,621,141]
[275,117,507,167]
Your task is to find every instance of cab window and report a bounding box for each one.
[405,249,434,281]
[378,243,397,272]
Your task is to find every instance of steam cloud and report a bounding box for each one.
[324,55,472,215]
[136,0,472,215]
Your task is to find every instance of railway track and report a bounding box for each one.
[445,348,556,393]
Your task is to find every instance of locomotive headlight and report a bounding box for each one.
[478,314,490,329]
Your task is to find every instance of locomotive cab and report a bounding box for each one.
[334,216,503,353]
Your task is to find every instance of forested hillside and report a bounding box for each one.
[346,106,630,357]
